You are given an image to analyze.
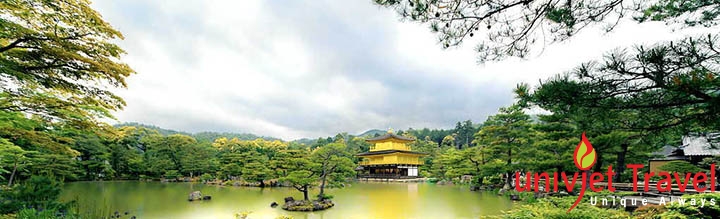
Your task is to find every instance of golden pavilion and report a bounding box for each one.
[356,130,426,178]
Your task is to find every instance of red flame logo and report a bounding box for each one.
[573,132,597,171]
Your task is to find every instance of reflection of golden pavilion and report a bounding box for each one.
[356,130,426,178]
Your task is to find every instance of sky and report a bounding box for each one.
[92,0,697,140]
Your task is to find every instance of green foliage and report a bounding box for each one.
[658,161,704,173]
[0,176,65,214]
[311,143,355,198]
[200,173,214,182]
[241,158,274,186]
[453,120,477,149]
[655,193,720,218]
[15,208,59,219]
[521,35,720,135]
[496,196,629,218]
[0,0,134,127]
[317,193,334,200]
[476,104,533,187]
[638,0,720,27]
[163,170,180,180]
[633,205,668,218]
[0,138,28,186]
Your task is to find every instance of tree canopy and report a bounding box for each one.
[374,0,720,62]
[1,0,134,128]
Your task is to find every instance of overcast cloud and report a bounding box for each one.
[93,0,695,140]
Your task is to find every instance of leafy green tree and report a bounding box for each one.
[164,170,181,180]
[476,104,532,188]
[272,149,309,178]
[346,137,371,158]
[240,151,274,187]
[526,114,577,173]
[1,0,134,127]
[0,138,29,186]
[200,173,214,182]
[454,120,476,149]
[518,35,720,135]
[431,148,472,180]
[410,136,440,177]
[281,152,318,201]
[10,176,64,212]
[62,130,113,180]
[311,143,355,200]
[0,111,78,156]
[108,142,144,179]
[242,162,274,187]
[179,142,218,178]
[26,153,78,181]
[406,128,452,146]
[461,146,494,185]
[220,162,243,180]
[143,134,196,177]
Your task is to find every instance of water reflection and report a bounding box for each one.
[61,181,512,219]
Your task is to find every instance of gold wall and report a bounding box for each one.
[359,153,422,165]
[370,141,411,151]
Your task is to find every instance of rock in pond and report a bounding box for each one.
[282,199,334,211]
[188,191,203,201]
[271,202,279,208]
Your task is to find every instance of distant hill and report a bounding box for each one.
[114,122,280,142]
[290,129,385,145]
[115,122,190,136]
[357,129,385,137]
[291,138,316,145]
[193,131,280,142]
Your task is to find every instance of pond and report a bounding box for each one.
[60,181,513,219]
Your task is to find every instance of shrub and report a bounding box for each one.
[200,173,214,182]
[164,170,181,179]
[317,193,334,200]
[654,193,720,219]
[493,196,629,219]
[658,161,703,174]
[0,176,65,214]
[633,205,667,218]
[15,208,59,219]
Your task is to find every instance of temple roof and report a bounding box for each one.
[682,133,720,156]
[365,133,415,143]
[356,149,427,156]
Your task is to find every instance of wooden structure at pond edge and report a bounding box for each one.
[356,129,427,179]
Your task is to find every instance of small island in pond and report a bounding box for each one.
[281,196,335,211]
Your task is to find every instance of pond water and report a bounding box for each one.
[61,181,513,219]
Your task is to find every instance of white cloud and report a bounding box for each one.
[92,0,705,140]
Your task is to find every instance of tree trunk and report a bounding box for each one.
[615,143,629,182]
[319,173,327,199]
[505,148,512,188]
[303,185,309,201]
[8,162,18,186]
